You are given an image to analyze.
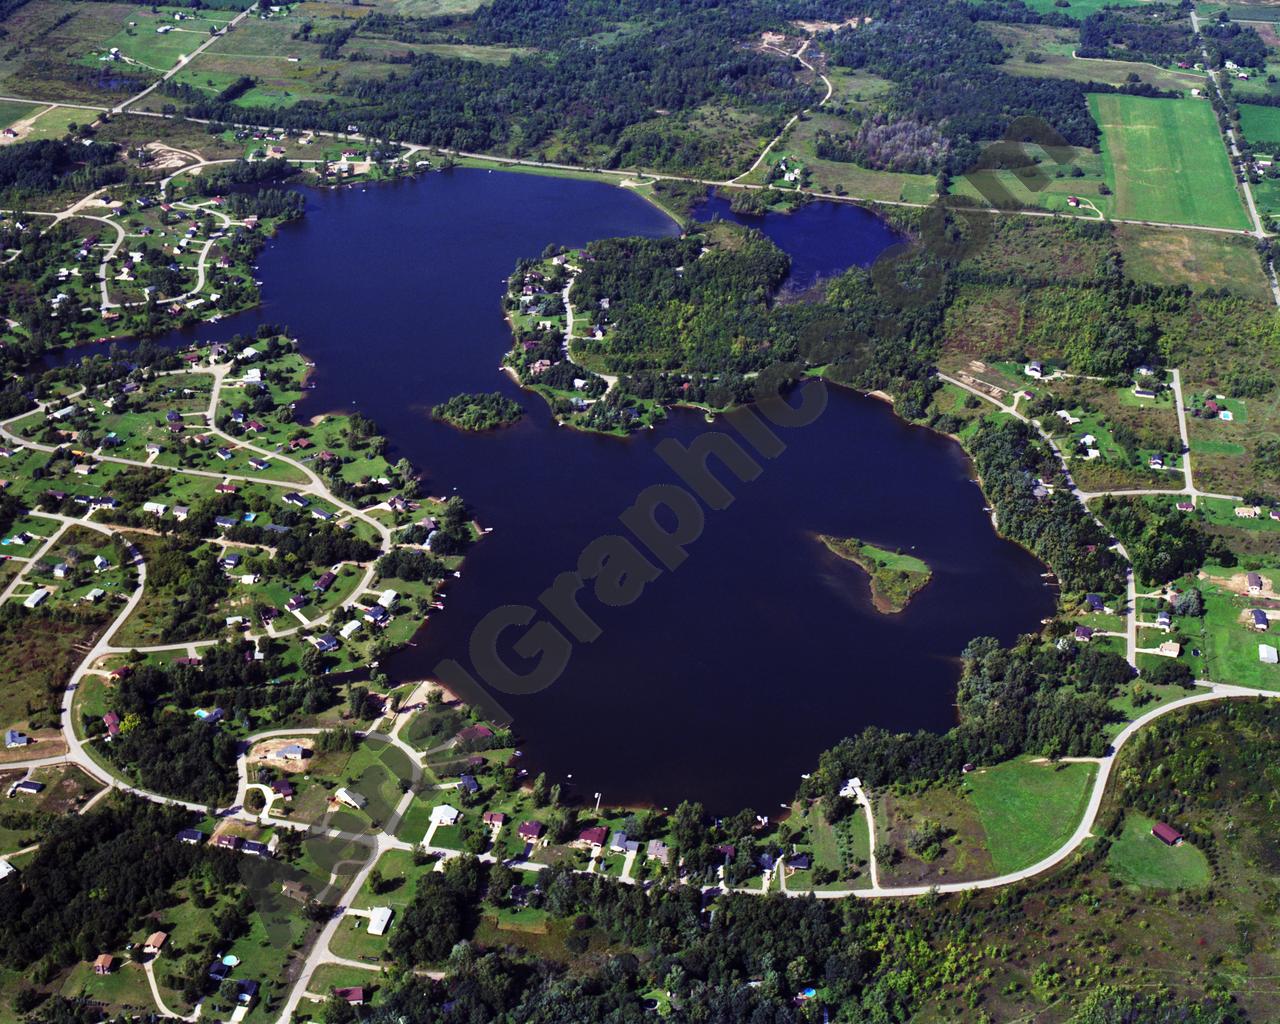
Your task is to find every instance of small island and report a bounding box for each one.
[432,391,523,431]
[819,534,933,614]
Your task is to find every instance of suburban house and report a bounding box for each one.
[14,780,44,795]
[103,712,120,738]
[482,811,507,826]
[647,839,671,865]
[1248,572,1265,593]
[1251,609,1269,632]
[313,571,336,592]
[333,987,366,1006]
[459,773,479,794]
[93,954,114,975]
[144,932,168,956]
[176,828,205,844]
[1148,453,1165,470]
[1151,822,1183,846]
[1084,594,1105,613]
[1024,360,1044,379]
[367,906,393,936]
[1237,506,1261,519]
[311,634,338,653]
[1074,626,1094,643]
[517,820,545,842]
[1261,644,1279,665]
[576,826,608,848]
[335,788,367,809]
[279,743,309,760]
[285,593,308,612]
[1157,610,1172,630]
[609,831,640,855]
[430,804,461,827]
[271,778,295,800]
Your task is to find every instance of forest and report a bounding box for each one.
[432,392,523,431]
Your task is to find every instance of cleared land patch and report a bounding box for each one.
[1089,93,1249,229]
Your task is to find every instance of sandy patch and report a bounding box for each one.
[1204,570,1277,599]
[249,736,314,770]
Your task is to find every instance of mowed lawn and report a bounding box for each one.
[1089,94,1250,229]
[1106,813,1210,888]
[965,757,1098,874]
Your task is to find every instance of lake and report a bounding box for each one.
[72,169,1057,811]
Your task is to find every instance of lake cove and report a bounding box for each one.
[79,169,1055,811]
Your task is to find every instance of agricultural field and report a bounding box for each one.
[1239,102,1280,149]
[1089,93,1250,229]
[1114,223,1271,300]
[950,143,1111,217]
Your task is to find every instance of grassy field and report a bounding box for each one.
[1114,224,1271,300]
[1089,94,1250,229]
[1107,812,1211,888]
[818,534,932,613]
[975,0,1158,15]
[783,113,937,203]
[0,98,41,128]
[1239,103,1280,149]
[964,757,1098,874]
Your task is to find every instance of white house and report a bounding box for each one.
[367,906,393,936]
[334,788,367,809]
[430,804,461,827]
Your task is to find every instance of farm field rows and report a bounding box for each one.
[1089,93,1250,229]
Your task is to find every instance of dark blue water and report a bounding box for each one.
[692,194,904,290]
[58,170,1054,810]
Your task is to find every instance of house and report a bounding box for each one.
[517,820,545,841]
[1151,822,1183,846]
[1157,610,1172,630]
[788,852,812,871]
[335,787,367,809]
[1133,387,1156,400]
[215,482,237,494]
[341,619,361,639]
[364,604,389,625]
[283,492,309,508]
[23,588,48,609]
[1157,641,1181,658]
[647,839,670,865]
[459,773,479,794]
[378,589,398,609]
[93,554,109,571]
[577,825,608,847]
[367,906,393,936]
[214,515,238,530]
[483,811,506,826]
[177,828,204,844]
[1251,609,1269,632]
[208,961,231,983]
[1074,626,1094,642]
[213,834,241,851]
[1084,594,1105,613]
[1148,454,1165,470]
[1236,506,1261,520]
[235,980,259,1006]
[609,831,639,855]
[93,954,114,975]
[14,780,43,795]
[103,712,120,737]
[215,448,233,461]
[5,729,29,748]
[279,743,309,760]
[285,593,308,612]
[221,553,242,570]
[1176,502,1195,512]
[313,571,336,592]
[1024,361,1044,378]
[142,501,167,516]
[280,879,311,902]
[431,803,461,828]
[248,458,270,471]
[311,508,335,522]
[241,840,271,857]
[271,778,295,799]
[456,724,493,746]
[333,987,366,1006]
[1261,644,1279,665]
[144,932,168,956]
[1135,365,1155,377]
[1248,572,1265,593]
[311,633,338,653]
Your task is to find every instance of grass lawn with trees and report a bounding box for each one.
[964,757,1098,874]
[1089,94,1250,229]
[1106,812,1211,888]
